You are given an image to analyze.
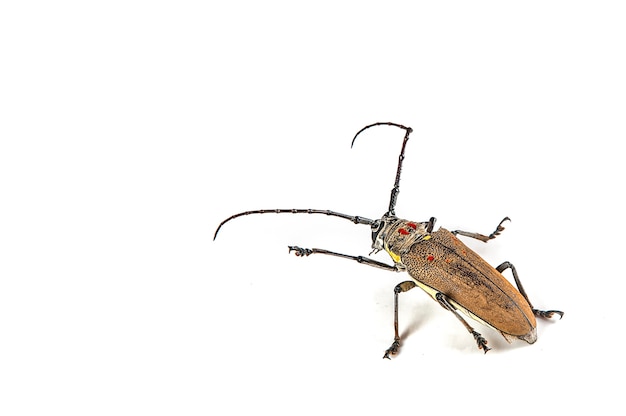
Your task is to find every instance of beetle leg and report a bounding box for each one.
[496,261,564,320]
[435,292,491,353]
[452,217,511,243]
[288,246,400,272]
[383,281,417,359]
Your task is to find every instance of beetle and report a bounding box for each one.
[214,122,563,358]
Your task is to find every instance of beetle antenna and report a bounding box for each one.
[351,122,413,217]
[214,209,375,240]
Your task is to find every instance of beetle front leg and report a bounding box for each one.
[496,261,564,319]
[383,281,417,359]
[436,292,491,353]
[452,217,510,243]
[288,246,400,271]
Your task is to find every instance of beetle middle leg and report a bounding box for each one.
[496,261,564,320]
[383,281,418,359]
[435,292,491,353]
[452,217,510,243]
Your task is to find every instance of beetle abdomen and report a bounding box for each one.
[402,228,537,342]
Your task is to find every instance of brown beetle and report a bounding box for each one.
[214,122,563,357]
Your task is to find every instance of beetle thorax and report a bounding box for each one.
[370,217,431,266]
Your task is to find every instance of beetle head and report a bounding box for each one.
[369,217,389,254]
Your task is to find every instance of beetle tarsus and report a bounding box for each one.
[452,217,510,243]
[288,246,312,257]
[383,339,401,359]
[472,331,491,353]
[488,217,511,239]
[533,309,564,320]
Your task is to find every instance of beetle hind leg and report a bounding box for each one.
[435,293,491,353]
[496,261,564,320]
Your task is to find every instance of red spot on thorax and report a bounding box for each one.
[398,228,409,235]
[427,255,434,262]
[407,222,417,229]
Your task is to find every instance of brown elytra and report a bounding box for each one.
[403,227,537,343]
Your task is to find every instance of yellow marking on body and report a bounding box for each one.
[387,248,401,263]
[423,235,431,240]
[411,279,439,299]
[383,241,402,264]
[448,298,493,330]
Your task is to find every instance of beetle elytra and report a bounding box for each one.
[214,122,563,358]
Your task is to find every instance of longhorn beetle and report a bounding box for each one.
[214,122,563,358]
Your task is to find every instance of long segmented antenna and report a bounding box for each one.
[351,122,413,217]
[213,209,374,240]
[215,123,411,239]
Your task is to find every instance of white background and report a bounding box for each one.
[1,1,624,415]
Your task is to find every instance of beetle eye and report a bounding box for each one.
[371,220,384,240]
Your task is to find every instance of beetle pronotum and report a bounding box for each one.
[214,122,563,358]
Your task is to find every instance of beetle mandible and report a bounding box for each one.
[214,122,563,358]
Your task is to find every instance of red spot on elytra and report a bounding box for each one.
[407,222,417,229]
[427,255,434,262]
[398,228,409,235]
